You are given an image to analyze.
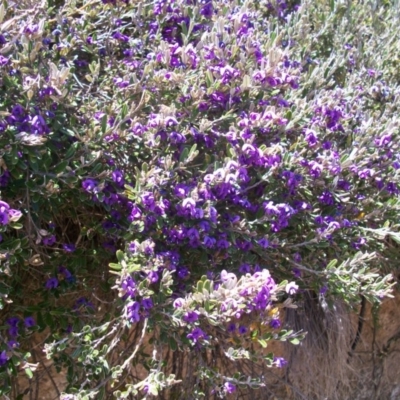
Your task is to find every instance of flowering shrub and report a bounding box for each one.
[0,0,398,398]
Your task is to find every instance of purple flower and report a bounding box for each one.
[236,239,253,251]
[293,253,302,262]
[187,227,199,240]
[266,76,278,86]
[0,171,10,187]
[141,238,155,254]
[304,129,318,147]
[358,169,374,179]
[129,204,142,220]
[292,268,301,278]
[7,317,20,327]
[203,235,216,248]
[270,318,281,329]
[165,116,178,127]
[239,263,251,274]
[224,382,236,394]
[121,276,137,298]
[274,356,288,368]
[58,266,73,280]
[386,182,399,195]
[209,206,218,222]
[147,271,159,283]
[308,161,322,178]
[200,1,213,18]
[82,179,98,193]
[112,170,124,186]
[221,270,237,289]
[258,238,270,248]
[126,301,140,323]
[319,190,334,206]
[238,325,247,335]
[63,243,76,252]
[128,242,138,253]
[8,326,19,337]
[74,297,94,309]
[183,311,199,323]
[173,298,184,308]
[351,237,367,250]
[11,104,25,119]
[45,277,59,289]
[113,78,129,89]
[322,141,332,150]
[102,220,115,230]
[181,198,196,216]
[7,340,19,349]
[374,134,392,147]
[110,210,121,220]
[0,55,9,66]
[141,192,155,209]
[73,59,88,68]
[216,239,230,249]
[0,210,9,225]
[24,316,36,328]
[286,282,299,295]
[319,285,328,295]
[0,350,8,366]
[177,267,189,279]
[141,298,153,310]
[43,235,56,246]
[210,91,229,106]
[187,327,206,343]
[31,114,50,134]
[338,179,352,191]
[174,184,189,198]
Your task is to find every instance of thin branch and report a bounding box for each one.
[122,318,148,372]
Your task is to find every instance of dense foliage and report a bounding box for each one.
[0,0,399,398]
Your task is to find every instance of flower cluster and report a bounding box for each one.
[172,269,297,348]
[4,316,36,350]
[0,201,22,226]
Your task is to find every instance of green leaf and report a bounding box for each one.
[54,160,69,175]
[258,339,268,348]
[101,114,108,134]
[128,263,142,273]
[116,250,124,262]
[9,223,23,230]
[179,147,189,163]
[327,259,338,270]
[43,313,54,329]
[109,263,121,270]
[120,103,128,120]
[180,20,188,36]
[149,384,159,396]
[25,368,33,379]
[169,337,177,351]
[65,142,79,158]
[196,280,204,293]
[188,143,197,159]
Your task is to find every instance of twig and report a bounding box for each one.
[38,359,61,398]
[122,318,148,371]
